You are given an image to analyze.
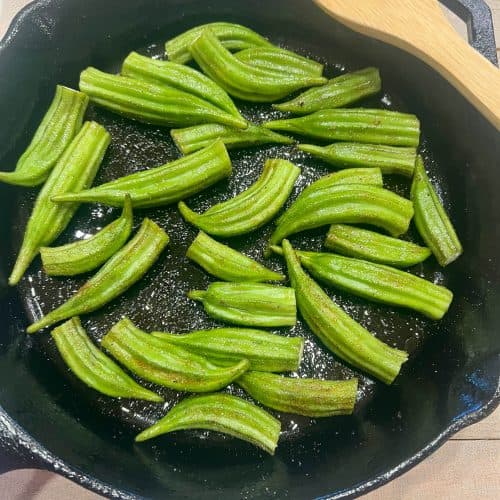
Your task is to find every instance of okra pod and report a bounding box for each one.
[274,67,381,114]
[135,393,281,455]
[411,157,462,266]
[238,372,358,417]
[188,282,296,327]
[52,318,162,402]
[9,121,110,286]
[171,123,293,155]
[27,218,169,333]
[52,140,232,208]
[187,231,284,282]
[102,318,249,392]
[269,183,414,247]
[179,158,300,237]
[165,22,273,64]
[189,30,327,102]
[281,249,452,320]
[281,240,408,384]
[153,327,304,372]
[264,108,420,146]
[235,47,323,77]
[325,224,431,267]
[79,67,247,129]
[121,51,242,119]
[0,86,88,186]
[40,195,133,276]
[299,142,417,177]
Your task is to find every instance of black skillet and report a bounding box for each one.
[0,0,499,498]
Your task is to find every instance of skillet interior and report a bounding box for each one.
[0,0,499,498]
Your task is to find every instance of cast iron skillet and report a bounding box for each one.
[0,0,499,498]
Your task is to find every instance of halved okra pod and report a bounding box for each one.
[274,67,381,114]
[187,231,284,282]
[135,393,281,455]
[188,282,296,327]
[238,372,358,417]
[165,22,273,64]
[40,195,133,276]
[171,123,293,155]
[189,29,327,102]
[121,51,242,119]
[79,67,247,129]
[325,224,431,267]
[411,157,462,266]
[179,158,300,237]
[52,140,232,208]
[277,249,452,320]
[281,240,408,384]
[269,183,414,247]
[264,108,420,146]
[52,317,162,402]
[152,327,303,372]
[234,47,323,77]
[0,86,88,187]
[9,121,110,286]
[27,218,169,333]
[299,142,417,177]
[101,318,249,392]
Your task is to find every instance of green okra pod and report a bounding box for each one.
[152,327,303,373]
[27,218,169,333]
[281,240,408,384]
[102,318,249,392]
[40,195,134,276]
[187,231,284,282]
[135,393,281,455]
[52,140,232,208]
[277,248,452,320]
[411,157,462,266]
[0,86,88,186]
[171,123,293,155]
[188,282,296,327]
[238,372,358,417]
[79,67,247,129]
[165,22,273,64]
[264,108,420,146]
[325,224,431,267]
[269,183,414,247]
[9,121,110,286]
[179,158,300,237]
[235,47,323,77]
[299,142,417,177]
[52,317,162,402]
[189,29,327,102]
[274,67,381,114]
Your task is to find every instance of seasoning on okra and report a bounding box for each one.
[179,158,300,237]
[411,156,462,266]
[52,318,162,402]
[9,121,110,286]
[188,282,296,327]
[27,218,169,333]
[135,393,281,455]
[0,86,88,187]
[238,372,358,417]
[274,67,381,114]
[52,140,232,208]
[102,318,249,392]
[325,224,431,267]
[280,240,408,384]
[153,327,303,373]
[264,108,420,146]
[40,195,134,276]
